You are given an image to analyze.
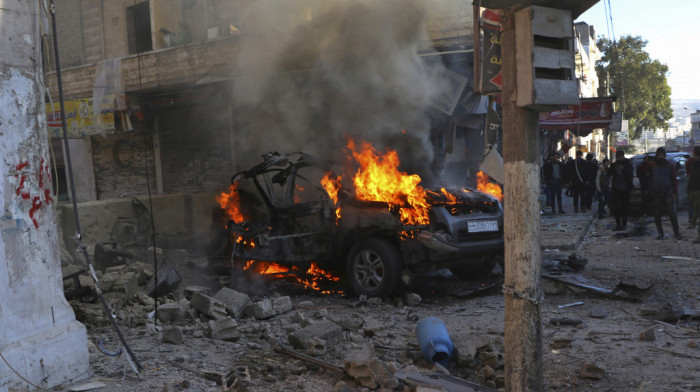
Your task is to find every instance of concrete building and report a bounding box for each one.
[44,0,485,202]
[540,21,606,160]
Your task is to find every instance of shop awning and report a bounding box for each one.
[539,97,615,132]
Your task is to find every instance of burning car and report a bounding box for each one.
[208,144,504,297]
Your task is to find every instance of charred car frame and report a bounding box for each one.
[207,152,504,297]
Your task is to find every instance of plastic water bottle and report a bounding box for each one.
[416,317,453,366]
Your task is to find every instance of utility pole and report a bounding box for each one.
[501,6,543,391]
[0,1,89,389]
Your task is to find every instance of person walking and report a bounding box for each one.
[596,158,611,219]
[543,151,566,213]
[607,150,633,231]
[640,147,681,239]
[566,150,588,213]
[686,147,700,242]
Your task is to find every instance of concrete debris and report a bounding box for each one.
[405,292,422,306]
[208,317,240,341]
[156,302,188,323]
[214,287,251,318]
[190,292,228,320]
[579,363,606,379]
[185,285,213,300]
[344,346,398,389]
[590,304,608,318]
[288,320,343,351]
[162,327,185,345]
[246,298,277,320]
[272,296,293,315]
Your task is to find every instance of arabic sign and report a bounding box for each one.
[46,96,116,138]
[476,8,502,94]
[539,97,614,131]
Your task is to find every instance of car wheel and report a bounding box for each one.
[449,256,497,280]
[346,238,401,297]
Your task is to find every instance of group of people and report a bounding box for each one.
[543,146,700,242]
[542,150,612,216]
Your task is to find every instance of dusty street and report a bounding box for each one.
[58,194,700,392]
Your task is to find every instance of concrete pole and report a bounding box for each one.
[0,1,89,390]
[500,7,543,392]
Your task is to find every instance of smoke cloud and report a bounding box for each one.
[231,0,446,177]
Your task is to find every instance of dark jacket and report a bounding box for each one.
[607,158,633,191]
[543,160,565,183]
[688,157,700,191]
[566,158,588,185]
[638,158,677,196]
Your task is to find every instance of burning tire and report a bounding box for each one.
[346,238,401,297]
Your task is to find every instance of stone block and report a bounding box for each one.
[99,272,120,292]
[247,299,276,320]
[185,285,212,300]
[162,327,185,344]
[214,287,251,318]
[190,292,228,320]
[272,296,293,315]
[288,320,343,351]
[113,272,139,299]
[405,292,422,306]
[208,317,240,342]
[156,302,188,323]
[344,347,397,390]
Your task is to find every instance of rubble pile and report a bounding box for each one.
[66,271,507,391]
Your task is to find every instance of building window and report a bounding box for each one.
[127,2,153,54]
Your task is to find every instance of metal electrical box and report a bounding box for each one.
[515,5,579,111]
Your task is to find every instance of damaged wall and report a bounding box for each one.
[91,132,157,199]
[0,1,89,389]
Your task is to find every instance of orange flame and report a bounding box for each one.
[476,171,503,202]
[321,172,343,220]
[348,139,430,225]
[440,187,458,203]
[216,183,249,223]
[242,261,341,294]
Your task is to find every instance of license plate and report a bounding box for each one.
[467,220,498,233]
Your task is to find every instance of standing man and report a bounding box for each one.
[566,150,588,213]
[607,150,633,231]
[583,153,597,211]
[596,158,611,219]
[641,147,681,239]
[686,147,700,242]
[543,152,565,213]
[636,155,653,218]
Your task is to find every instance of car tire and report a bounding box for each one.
[346,238,401,297]
[449,256,497,280]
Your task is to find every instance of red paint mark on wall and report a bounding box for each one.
[13,160,54,229]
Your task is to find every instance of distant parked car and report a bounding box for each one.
[629,152,690,214]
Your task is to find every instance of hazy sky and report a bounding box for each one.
[577,0,699,101]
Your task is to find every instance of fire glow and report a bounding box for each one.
[347,139,430,225]
[243,261,341,294]
[216,183,249,223]
[321,172,343,219]
[476,171,503,202]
